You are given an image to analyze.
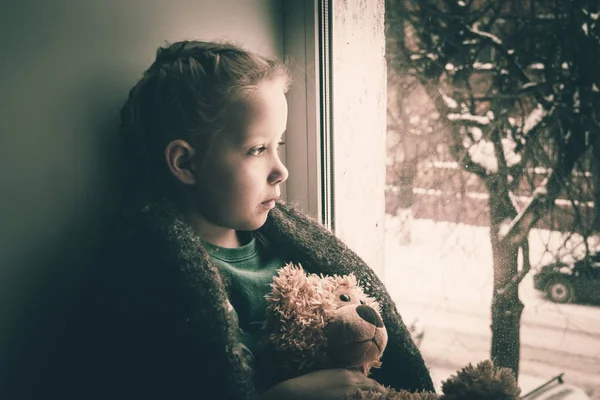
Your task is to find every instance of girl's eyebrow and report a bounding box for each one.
[239,132,286,146]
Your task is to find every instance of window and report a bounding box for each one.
[384,0,600,396]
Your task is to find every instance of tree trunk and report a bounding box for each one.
[490,233,523,378]
[488,190,524,379]
[593,142,600,232]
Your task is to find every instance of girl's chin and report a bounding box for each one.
[242,213,269,232]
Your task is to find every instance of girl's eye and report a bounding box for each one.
[248,141,285,156]
[248,146,266,156]
[339,294,351,302]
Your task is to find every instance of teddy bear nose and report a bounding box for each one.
[356,305,383,328]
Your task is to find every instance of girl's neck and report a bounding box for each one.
[184,209,244,248]
[202,229,243,248]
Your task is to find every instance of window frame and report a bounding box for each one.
[282,0,386,276]
[281,0,330,225]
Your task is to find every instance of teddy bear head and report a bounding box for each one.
[260,263,388,379]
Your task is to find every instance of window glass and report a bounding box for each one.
[384,0,600,396]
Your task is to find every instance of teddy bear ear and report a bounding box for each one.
[330,272,359,289]
[266,263,309,310]
[274,263,308,288]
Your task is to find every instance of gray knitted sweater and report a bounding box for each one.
[60,196,434,400]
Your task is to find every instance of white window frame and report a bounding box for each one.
[281,0,325,222]
[282,0,386,277]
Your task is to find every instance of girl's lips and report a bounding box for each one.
[261,200,276,209]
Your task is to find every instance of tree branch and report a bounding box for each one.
[426,87,489,178]
[500,134,591,247]
[465,25,531,85]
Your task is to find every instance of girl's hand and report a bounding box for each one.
[260,368,386,400]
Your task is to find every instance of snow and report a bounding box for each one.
[501,137,522,166]
[523,82,540,90]
[447,113,490,125]
[533,167,550,175]
[383,215,600,399]
[473,62,494,70]
[466,137,522,173]
[411,53,439,61]
[424,161,460,169]
[409,115,421,125]
[441,94,459,109]
[468,127,483,141]
[470,26,503,46]
[537,14,559,21]
[523,104,548,134]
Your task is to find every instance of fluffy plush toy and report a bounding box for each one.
[260,263,521,400]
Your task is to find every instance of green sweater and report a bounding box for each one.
[203,234,286,387]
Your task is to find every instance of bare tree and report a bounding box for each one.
[386,0,600,378]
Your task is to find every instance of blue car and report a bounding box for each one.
[533,252,600,303]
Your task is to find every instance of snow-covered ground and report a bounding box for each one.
[383,214,600,399]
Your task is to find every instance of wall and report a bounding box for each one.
[0,0,282,391]
[332,0,387,277]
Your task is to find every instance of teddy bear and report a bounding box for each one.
[259,263,521,400]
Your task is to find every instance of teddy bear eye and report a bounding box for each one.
[339,294,351,302]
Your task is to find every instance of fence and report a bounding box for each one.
[385,163,596,232]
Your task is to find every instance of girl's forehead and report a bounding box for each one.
[222,81,288,143]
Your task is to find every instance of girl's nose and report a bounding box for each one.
[268,156,288,184]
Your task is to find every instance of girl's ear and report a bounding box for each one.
[165,139,197,185]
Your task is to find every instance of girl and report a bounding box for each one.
[68,40,433,400]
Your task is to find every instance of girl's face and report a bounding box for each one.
[189,79,289,244]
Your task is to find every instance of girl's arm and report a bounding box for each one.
[260,369,386,400]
